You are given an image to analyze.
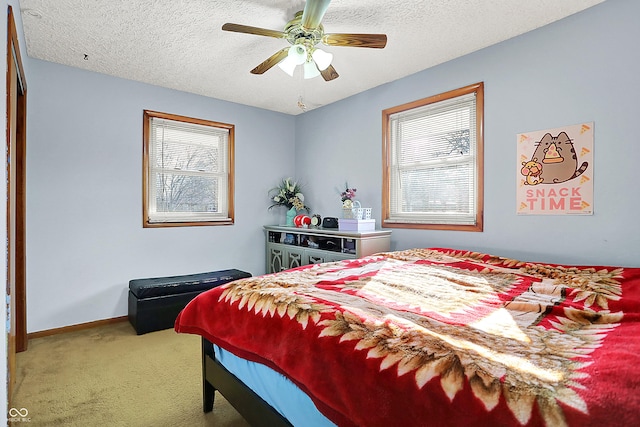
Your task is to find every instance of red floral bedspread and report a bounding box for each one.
[175,248,640,427]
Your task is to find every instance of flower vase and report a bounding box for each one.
[285,206,297,226]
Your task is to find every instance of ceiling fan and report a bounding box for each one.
[222,0,387,81]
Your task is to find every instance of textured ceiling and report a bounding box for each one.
[18,0,605,115]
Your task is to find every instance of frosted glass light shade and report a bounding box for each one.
[278,45,329,78]
[303,61,320,79]
[277,56,297,76]
[288,44,307,65]
[312,48,333,71]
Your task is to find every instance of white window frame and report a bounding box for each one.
[143,110,235,227]
[382,83,484,231]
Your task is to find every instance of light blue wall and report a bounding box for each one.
[26,60,296,332]
[295,0,640,267]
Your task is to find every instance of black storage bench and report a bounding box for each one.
[128,269,251,335]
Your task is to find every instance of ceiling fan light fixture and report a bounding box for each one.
[311,48,332,71]
[222,0,387,81]
[288,44,307,65]
[277,56,297,76]
[303,61,320,79]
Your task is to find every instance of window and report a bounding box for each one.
[382,82,483,231]
[143,110,234,227]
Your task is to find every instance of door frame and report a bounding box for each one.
[6,4,28,401]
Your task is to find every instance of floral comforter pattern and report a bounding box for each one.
[175,248,640,427]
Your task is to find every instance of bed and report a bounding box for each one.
[175,247,640,426]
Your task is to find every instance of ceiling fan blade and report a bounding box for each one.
[250,48,290,75]
[320,64,339,81]
[222,23,286,39]
[323,33,387,49]
[302,0,332,30]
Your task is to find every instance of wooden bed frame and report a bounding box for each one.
[201,338,292,427]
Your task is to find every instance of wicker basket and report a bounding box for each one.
[342,201,372,220]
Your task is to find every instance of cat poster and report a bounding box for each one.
[517,122,593,215]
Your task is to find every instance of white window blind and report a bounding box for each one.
[148,116,230,223]
[387,91,478,226]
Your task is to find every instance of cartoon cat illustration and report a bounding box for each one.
[521,158,544,185]
[531,132,588,184]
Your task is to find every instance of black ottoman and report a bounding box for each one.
[128,269,251,335]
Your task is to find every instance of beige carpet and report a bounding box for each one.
[11,321,251,426]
